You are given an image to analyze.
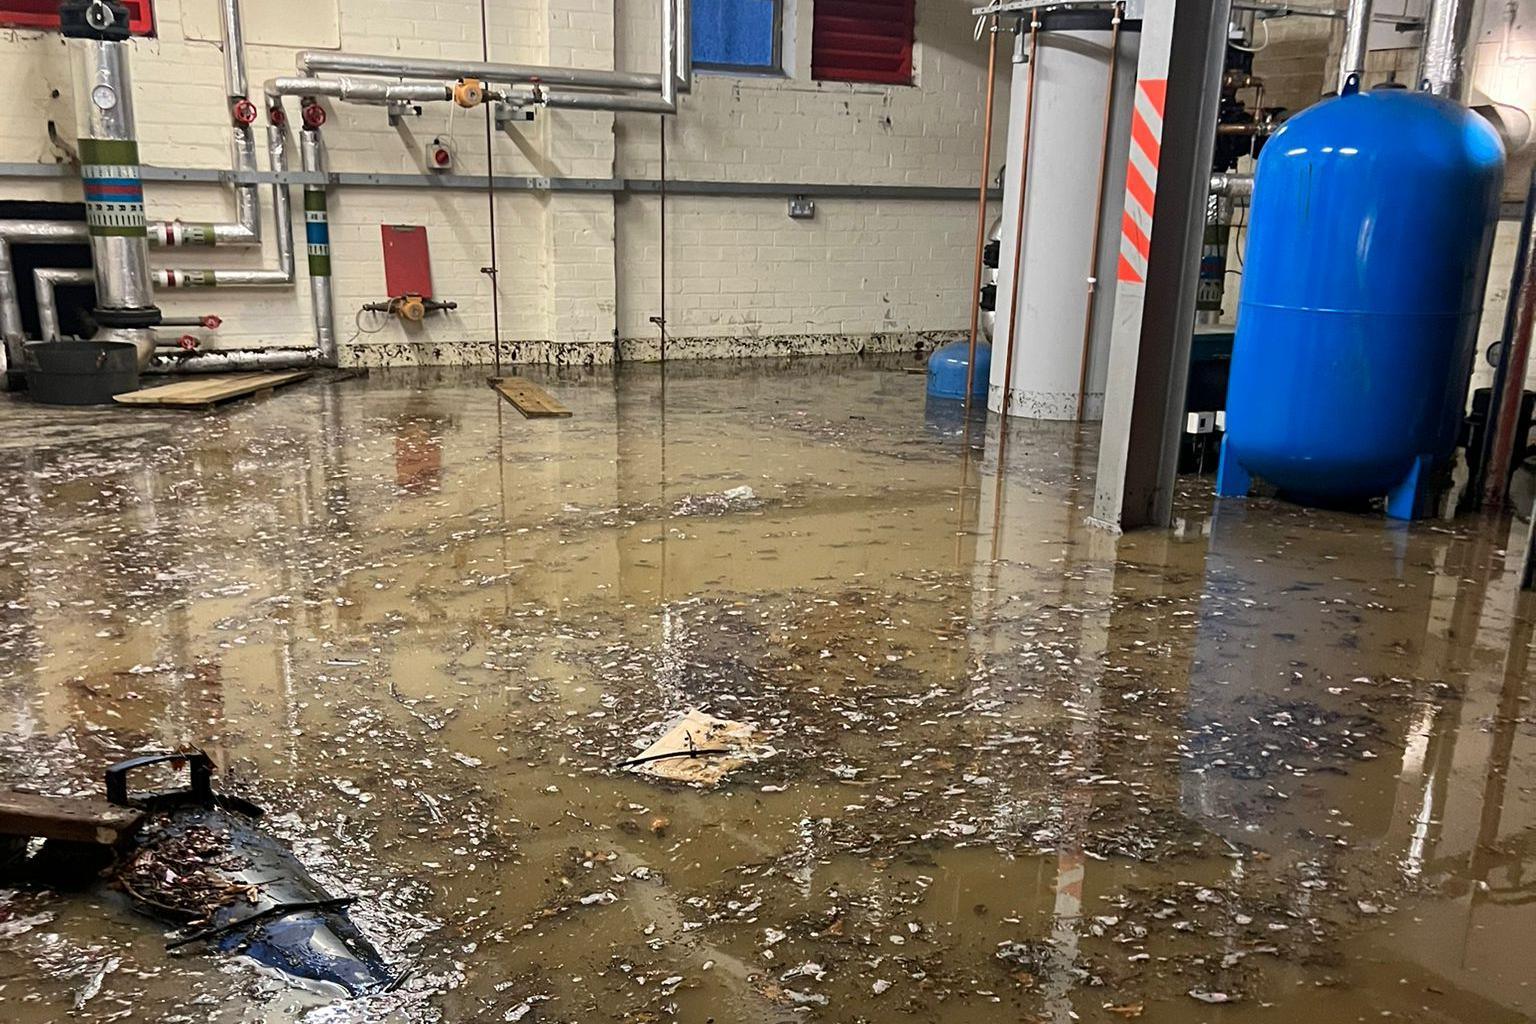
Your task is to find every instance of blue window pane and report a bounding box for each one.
[692,0,778,70]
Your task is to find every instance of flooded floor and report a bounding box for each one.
[0,356,1533,1023]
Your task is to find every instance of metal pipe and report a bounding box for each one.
[0,221,91,376]
[1209,171,1254,199]
[1076,3,1123,423]
[300,127,336,365]
[536,89,675,114]
[1339,0,1375,91]
[964,16,1001,415]
[67,24,159,369]
[265,76,456,106]
[268,122,295,282]
[296,52,664,94]
[676,0,692,93]
[220,0,247,99]
[34,267,92,341]
[1419,0,1485,100]
[294,0,688,110]
[147,347,325,373]
[1482,169,1536,509]
[999,16,1041,425]
[145,0,260,248]
[661,0,677,110]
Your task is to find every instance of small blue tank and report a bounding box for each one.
[1217,83,1504,519]
[927,340,991,400]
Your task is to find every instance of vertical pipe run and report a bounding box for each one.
[964,16,1001,418]
[1076,4,1123,422]
[1419,0,1486,100]
[300,128,336,364]
[1339,0,1375,92]
[999,16,1041,426]
[68,24,159,368]
[1482,170,1536,509]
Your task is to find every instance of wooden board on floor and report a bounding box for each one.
[488,376,572,418]
[115,371,310,409]
[0,790,144,846]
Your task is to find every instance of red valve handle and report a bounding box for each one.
[200,315,222,330]
[300,101,327,129]
[177,335,199,351]
[268,105,287,127]
[231,98,258,126]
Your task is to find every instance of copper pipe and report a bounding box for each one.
[1484,172,1536,509]
[999,16,1041,428]
[1075,3,1124,423]
[964,16,1002,419]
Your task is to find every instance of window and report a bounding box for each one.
[0,0,155,35]
[812,0,914,85]
[691,0,782,74]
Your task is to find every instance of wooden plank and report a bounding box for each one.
[0,791,144,846]
[115,371,311,409]
[488,376,572,419]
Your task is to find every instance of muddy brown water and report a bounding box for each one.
[0,357,1532,1023]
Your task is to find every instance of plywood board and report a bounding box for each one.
[623,709,767,787]
[488,377,573,418]
[115,371,310,409]
[0,791,144,846]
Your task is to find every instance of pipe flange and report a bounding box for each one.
[94,306,163,329]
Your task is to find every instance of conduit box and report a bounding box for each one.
[381,224,433,299]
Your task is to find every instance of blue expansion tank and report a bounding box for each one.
[927,340,991,401]
[1216,82,1504,519]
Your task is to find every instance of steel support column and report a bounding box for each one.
[1090,0,1231,532]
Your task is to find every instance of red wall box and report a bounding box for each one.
[381,224,434,299]
[0,0,156,35]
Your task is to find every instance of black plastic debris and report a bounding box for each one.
[105,751,399,998]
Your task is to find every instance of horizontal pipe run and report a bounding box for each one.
[537,89,676,114]
[147,347,325,373]
[296,52,664,93]
[153,268,293,288]
[265,76,458,106]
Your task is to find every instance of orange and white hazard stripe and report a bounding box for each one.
[1118,78,1168,285]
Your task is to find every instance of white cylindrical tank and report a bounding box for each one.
[990,12,1141,421]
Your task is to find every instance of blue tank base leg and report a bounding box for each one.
[1215,437,1252,499]
[1385,456,1433,521]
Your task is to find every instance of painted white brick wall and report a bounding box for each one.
[0,0,1006,363]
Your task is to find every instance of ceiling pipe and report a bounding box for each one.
[1419,0,1486,101]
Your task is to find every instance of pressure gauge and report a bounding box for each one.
[91,84,118,111]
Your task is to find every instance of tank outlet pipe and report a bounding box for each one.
[33,267,93,342]
[1210,172,1254,200]
[1338,0,1374,93]
[62,0,161,370]
[1419,0,1486,101]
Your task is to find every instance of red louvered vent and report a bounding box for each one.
[812,0,915,86]
[0,1,155,36]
